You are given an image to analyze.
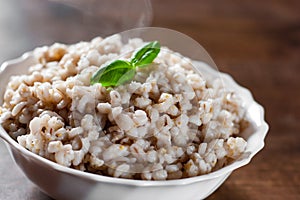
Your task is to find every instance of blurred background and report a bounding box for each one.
[0,0,299,199]
[0,0,153,62]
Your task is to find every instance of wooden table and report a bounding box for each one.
[0,0,299,199]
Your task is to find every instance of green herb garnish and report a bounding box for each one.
[90,41,160,87]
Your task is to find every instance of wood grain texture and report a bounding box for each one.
[0,0,299,199]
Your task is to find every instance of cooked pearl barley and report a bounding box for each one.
[11,102,27,116]
[48,141,63,153]
[134,96,152,108]
[103,144,129,161]
[0,35,247,180]
[226,137,247,159]
[54,144,74,167]
[115,113,134,131]
[133,110,148,126]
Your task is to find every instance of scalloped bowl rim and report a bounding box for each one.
[0,52,269,187]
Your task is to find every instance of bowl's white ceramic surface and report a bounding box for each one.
[0,53,269,200]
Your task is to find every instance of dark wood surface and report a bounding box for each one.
[0,0,299,199]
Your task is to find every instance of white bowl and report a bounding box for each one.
[0,52,269,200]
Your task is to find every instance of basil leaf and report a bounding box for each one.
[131,41,160,67]
[90,41,161,87]
[90,60,135,87]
